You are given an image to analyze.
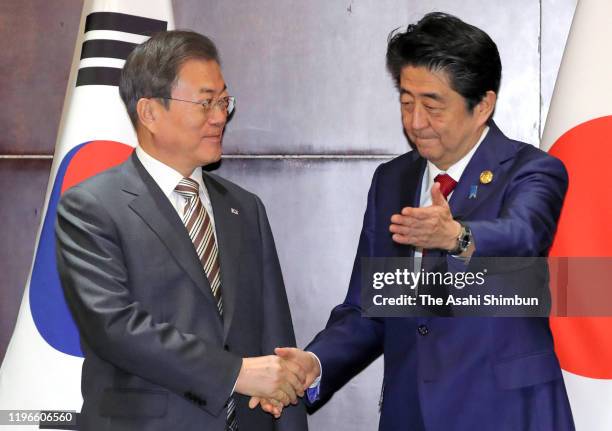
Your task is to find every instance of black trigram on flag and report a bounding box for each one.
[76,12,167,87]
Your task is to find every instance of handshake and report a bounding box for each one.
[235,347,321,418]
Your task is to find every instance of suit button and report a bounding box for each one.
[224,344,230,351]
[417,325,429,336]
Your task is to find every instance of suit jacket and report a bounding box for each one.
[307,122,575,431]
[55,153,308,431]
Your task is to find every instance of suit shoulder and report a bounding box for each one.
[63,161,127,198]
[375,150,421,175]
[204,172,260,202]
[512,140,568,176]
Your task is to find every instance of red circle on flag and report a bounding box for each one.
[548,115,612,379]
[61,140,133,194]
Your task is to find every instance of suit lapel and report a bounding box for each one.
[405,157,427,258]
[449,122,515,220]
[402,157,427,210]
[121,154,221,311]
[202,172,243,341]
[388,155,426,259]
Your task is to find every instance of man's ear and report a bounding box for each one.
[475,90,497,125]
[136,98,158,133]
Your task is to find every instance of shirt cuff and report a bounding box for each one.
[306,351,322,403]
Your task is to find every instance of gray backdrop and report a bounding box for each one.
[1,1,577,429]
[173,1,577,429]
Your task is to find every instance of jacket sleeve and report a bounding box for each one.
[468,153,569,257]
[305,166,385,405]
[55,185,243,417]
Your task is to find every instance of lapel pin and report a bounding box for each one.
[231,208,239,215]
[479,170,493,184]
[469,185,478,199]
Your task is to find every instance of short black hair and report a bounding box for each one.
[386,12,501,111]
[119,30,220,128]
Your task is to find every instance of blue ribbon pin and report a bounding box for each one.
[469,185,478,199]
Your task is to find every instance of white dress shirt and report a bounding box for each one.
[135,146,217,239]
[136,146,236,390]
[413,125,489,260]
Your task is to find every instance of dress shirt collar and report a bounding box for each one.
[426,125,490,186]
[135,146,206,198]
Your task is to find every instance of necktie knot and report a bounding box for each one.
[434,174,457,200]
[175,177,199,200]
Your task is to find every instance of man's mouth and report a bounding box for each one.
[414,136,437,143]
[202,134,222,141]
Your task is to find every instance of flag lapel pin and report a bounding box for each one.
[479,170,493,184]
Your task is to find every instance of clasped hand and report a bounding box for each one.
[236,347,320,418]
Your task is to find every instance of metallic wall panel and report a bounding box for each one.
[0,160,52,364]
[215,157,386,430]
[540,0,577,137]
[0,0,82,154]
[174,0,540,153]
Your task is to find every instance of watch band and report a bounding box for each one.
[449,222,472,255]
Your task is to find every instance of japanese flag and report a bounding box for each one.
[542,0,612,429]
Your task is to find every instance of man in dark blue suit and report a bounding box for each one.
[255,12,575,430]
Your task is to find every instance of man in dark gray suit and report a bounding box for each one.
[55,31,308,431]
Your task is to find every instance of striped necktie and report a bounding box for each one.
[175,177,237,431]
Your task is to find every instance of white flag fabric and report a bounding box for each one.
[0,0,174,428]
[542,0,612,430]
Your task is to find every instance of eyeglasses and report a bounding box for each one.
[155,96,236,115]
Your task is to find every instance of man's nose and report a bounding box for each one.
[207,107,227,127]
[411,104,429,130]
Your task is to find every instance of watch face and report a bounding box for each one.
[448,223,472,255]
[461,226,472,248]
[451,224,471,255]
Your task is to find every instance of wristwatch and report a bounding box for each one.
[449,222,472,256]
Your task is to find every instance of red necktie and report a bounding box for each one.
[422,174,458,313]
[434,174,457,200]
[420,174,458,257]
